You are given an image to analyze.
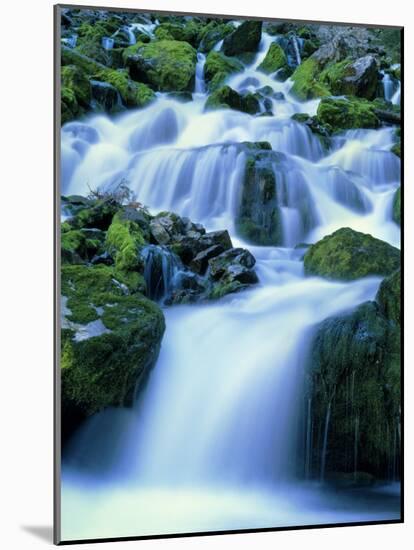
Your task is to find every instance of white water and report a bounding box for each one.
[61,29,401,541]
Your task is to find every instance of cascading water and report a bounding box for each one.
[61,28,401,540]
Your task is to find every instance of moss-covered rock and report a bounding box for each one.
[204,51,244,91]
[199,21,235,53]
[392,187,401,225]
[61,264,165,441]
[304,228,400,280]
[105,210,149,292]
[290,58,330,100]
[124,40,197,92]
[61,64,91,108]
[376,269,401,325]
[94,68,155,109]
[153,20,202,47]
[320,56,379,100]
[236,153,282,246]
[258,43,288,74]
[222,20,262,57]
[204,85,259,114]
[61,228,105,264]
[316,96,380,131]
[61,47,155,115]
[65,197,119,231]
[307,301,400,480]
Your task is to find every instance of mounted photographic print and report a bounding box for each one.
[54,3,403,544]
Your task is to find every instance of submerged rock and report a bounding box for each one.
[304,227,400,280]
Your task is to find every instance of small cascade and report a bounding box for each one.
[194,53,207,94]
[101,37,114,50]
[290,35,302,67]
[63,34,77,48]
[320,401,331,482]
[391,82,401,106]
[353,415,359,481]
[141,245,185,303]
[381,71,396,102]
[124,26,136,45]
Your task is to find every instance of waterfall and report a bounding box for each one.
[101,37,114,50]
[61,28,401,540]
[290,35,302,66]
[194,53,207,94]
[141,245,186,303]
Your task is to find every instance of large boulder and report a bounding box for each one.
[258,42,288,74]
[61,264,165,442]
[304,228,400,280]
[307,301,400,481]
[123,40,197,92]
[222,20,262,57]
[320,55,379,100]
[205,85,260,114]
[61,227,105,265]
[204,51,244,91]
[316,97,380,131]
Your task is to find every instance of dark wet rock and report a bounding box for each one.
[307,300,400,480]
[222,20,262,57]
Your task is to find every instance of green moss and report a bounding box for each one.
[125,40,197,92]
[258,43,288,74]
[290,58,331,100]
[316,96,379,131]
[204,51,244,91]
[61,264,165,427]
[61,64,91,107]
[95,68,155,108]
[319,59,352,90]
[61,228,105,264]
[61,86,81,124]
[304,227,400,280]
[69,199,119,231]
[153,21,201,47]
[205,85,259,114]
[106,212,146,292]
[392,187,401,225]
[199,21,234,53]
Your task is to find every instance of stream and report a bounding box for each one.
[60,29,401,540]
